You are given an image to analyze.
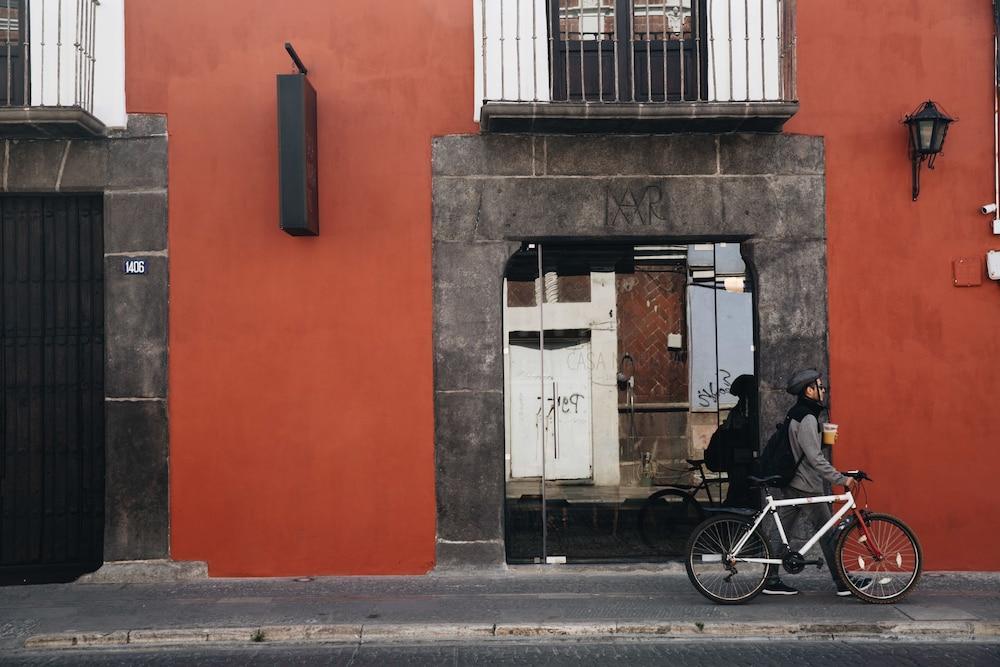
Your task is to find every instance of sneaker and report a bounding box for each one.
[836,577,874,596]
[762,581,799,595]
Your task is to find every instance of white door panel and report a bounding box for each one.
[509,340,593,480]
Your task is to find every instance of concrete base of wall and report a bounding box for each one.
[76,560,208,584]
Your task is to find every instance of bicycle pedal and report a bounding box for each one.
[801,559,824,568]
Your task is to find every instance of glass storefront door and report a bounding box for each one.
[503,241,756,563]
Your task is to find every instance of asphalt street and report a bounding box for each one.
[3,640,1000,666]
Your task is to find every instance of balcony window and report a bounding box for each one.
[0,0,25,106]
[551,0,707,102]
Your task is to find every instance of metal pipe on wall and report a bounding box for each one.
[994,1,999,212]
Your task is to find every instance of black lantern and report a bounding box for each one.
[903,100,955,201]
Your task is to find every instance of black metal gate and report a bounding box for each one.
[1,195,104,584]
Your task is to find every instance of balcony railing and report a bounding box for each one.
[474,0,797,132]
[0,0,111,137]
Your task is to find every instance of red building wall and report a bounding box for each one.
[786,2,999,571]
[125,0,478,575]
[124,0,1000,573]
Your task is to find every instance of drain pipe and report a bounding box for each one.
[993,0,1000,223]
[993,2,999,231]
[536,244,547,564]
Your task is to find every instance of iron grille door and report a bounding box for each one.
[1,196,104,584]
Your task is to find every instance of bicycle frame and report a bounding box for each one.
[656,460,725,505]
[727,490,883,565]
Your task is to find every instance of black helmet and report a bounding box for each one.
[729,374,756,399]
[785,368,821,396]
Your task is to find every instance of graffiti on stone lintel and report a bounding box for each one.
[606,185,666,227]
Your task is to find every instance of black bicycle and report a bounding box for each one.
[637,458,733,556]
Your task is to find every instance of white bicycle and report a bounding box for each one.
[685,471,922,604]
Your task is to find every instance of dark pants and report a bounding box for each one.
[764,486,841,587]
[723,463,754,508]
[723,448,756,509]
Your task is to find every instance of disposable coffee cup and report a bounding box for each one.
[822,423,838,445]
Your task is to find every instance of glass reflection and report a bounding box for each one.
[504,242,756,563]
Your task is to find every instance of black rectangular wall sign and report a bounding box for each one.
[277,73,319,236]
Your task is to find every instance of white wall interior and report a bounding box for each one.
[706,0,780,102]
[473,0,782,115]
[28,0,126,128]
[509,340,594,480]
[504,271,620,486]
[686,243,754,413]
[474,0,551,121]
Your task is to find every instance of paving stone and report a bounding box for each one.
[104,255,168,398]
[104,191,168,253]
[104,401,169,561]
[544,134,717,176]
[433,135,534,176]
[5,139,66,191]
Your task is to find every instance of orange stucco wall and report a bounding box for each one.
[125,0,1000,573]
[786,2,1000,570]
[125,0,477,575]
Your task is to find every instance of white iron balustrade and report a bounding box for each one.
[0,0,126,132]
[474,0,795,120]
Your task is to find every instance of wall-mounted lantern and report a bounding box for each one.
[277,43,319,236]
[903,100,955,201]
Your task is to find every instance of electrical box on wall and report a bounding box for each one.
[987,251,1000,280]
[952,257,982,287]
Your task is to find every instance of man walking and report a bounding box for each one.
[762,368,872,596]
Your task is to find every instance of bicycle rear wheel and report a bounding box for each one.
[685,515,770,604]
[638,489,704,556]
[834,513,922,604]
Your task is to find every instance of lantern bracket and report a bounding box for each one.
[903,100,955,201]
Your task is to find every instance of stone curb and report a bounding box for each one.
[23,621,1000,650]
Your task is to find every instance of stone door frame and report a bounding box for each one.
[431,133,826,568]
[2,115,170,563]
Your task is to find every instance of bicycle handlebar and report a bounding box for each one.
[844,470,873,482]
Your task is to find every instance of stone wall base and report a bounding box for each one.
[76,559,207,584]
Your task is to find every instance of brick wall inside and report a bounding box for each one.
[616,266,688,403]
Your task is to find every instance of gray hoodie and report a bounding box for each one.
[787,414,849,493]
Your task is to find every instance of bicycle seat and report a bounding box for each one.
[748,475,782,488]
[686,459,705,467]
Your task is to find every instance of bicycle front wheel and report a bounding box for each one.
[685,515,770,604]
[834,513,922,604]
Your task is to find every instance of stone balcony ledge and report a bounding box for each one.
[0,106,107,138]
[480,101,799,134]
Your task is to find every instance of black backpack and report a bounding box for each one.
[752,415,805,487]
[703,427,731,472]
[704,406,754,473]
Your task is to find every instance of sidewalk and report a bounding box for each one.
[1,567,998,652]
